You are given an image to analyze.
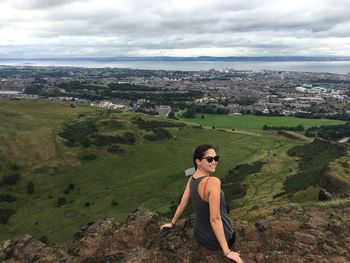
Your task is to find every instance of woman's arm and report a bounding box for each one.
[208,178,230,251]
[208,178,243,263]
[160,178,191,230]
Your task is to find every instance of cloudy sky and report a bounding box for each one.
[1,0,350,57]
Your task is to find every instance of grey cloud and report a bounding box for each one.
[2,0,350,56]
[13,0,85,10]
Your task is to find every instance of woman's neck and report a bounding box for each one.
[193,168,209,178]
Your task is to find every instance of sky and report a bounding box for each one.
[0,0,350,58]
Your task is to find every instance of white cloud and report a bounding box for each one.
[0,0,350,57]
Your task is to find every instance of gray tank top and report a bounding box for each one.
[190,176,234,250]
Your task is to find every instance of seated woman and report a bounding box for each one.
[160,144,243,263]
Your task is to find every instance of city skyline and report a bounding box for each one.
[1,0,350,58]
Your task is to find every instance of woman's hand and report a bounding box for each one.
[225,251,243,263]
[160,223,174,231]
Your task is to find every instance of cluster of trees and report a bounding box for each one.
[27,182,34,193]
[63,183,75,194]
[24,86,42,94]
[325,114,350,121]
[108,83,157,91]
[90,132,135,146]
[295,112,350,121]
[107,145,124,154]
[132,116,184,129]
[263,124,305,131]
[1,164,21,186]
[182,105,229,118]
[59,120,98,147]
[57,81,107,92]
[0,166,35,224]
[59,119,135,148]
[305,123,350,139]
[0,208,16,224]
[144,128,173,141]
[81,153,97,161]
[0,194,17,202]
[56,197,66,207]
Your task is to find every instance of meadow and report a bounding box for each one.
[183,114,346,130]
[0,99,349,244]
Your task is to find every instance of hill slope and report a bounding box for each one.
[0,98,349,246]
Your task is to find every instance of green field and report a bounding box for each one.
[0,99,349,244]
[183,114,346,130]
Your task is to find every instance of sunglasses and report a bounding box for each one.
[201,155,220,163]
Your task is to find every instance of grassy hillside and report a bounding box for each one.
[0,99,349,244]
[0,99,285,244]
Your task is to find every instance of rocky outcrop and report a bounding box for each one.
[1,205,350,263]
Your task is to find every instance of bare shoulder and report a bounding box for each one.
[187,177,192,184]
[185,176,192,187]
[209,177,221,187]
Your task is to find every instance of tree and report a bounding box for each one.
[168,112,176,119]
[56,197,66,207]
[10,164,19,171]
[0,208,16,224]
[2,172,20,185]
[182,106,196,118]
[27,182,34,193]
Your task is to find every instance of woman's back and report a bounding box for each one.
[190,176,234,250]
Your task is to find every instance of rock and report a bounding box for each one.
[294,232,316,245]
[319,189,332,201]
[2,207,350,262]
[272,204,299,216]
[0,240,13,261]
[255,252,267,263]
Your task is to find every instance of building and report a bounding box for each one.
[155,105,171,116]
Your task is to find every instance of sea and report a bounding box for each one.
[0,60,350,74]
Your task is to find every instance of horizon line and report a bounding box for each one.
[1,55,350,62]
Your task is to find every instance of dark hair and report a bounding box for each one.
[193,144,216,170]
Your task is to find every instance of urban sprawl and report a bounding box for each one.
[0,66,349,119]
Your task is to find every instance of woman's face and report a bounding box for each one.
[197,148,218,173]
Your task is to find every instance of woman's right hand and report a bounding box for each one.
[226,251,243,263]
[160,223,173,231]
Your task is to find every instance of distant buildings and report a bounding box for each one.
[296,84,327,93]
[155,105,171,116]
[94,100,127,110]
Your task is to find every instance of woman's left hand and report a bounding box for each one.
[160,223,174,231]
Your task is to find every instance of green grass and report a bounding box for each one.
[1,126,277,243]
[0,99,98,132]
[0,98,285,244]
[183,114,346,130]
[0,99,349,245]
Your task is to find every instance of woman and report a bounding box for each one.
[160,144,243,263]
